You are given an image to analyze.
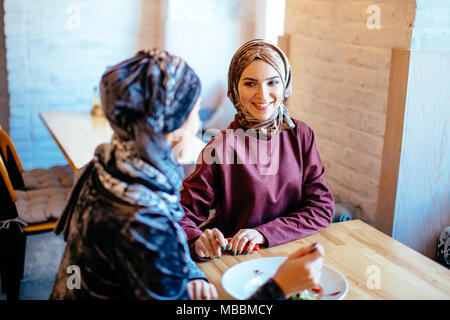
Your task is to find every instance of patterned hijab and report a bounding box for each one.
[55,50,201,237]
[227,39,295,137]
[99,49,201,195]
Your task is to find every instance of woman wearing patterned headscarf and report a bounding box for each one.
[49,49,324,300]
[49,50,214,300]
[180,39,334,260]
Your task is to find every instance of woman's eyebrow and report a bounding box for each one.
[242,76,280,81]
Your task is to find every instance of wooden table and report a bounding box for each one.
[197,220,450,300]
[40,110,205,173]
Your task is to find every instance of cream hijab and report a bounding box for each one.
[227,39,295,137]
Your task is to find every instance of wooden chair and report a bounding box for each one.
[0,128,73,233]
[0,127,25,189]
[0,157,68,300]
[0,128,74,191]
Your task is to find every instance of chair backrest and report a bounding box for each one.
[0,156,20,221]
[0,129,25,189]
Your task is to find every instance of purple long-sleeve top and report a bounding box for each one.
[180,117,334,252]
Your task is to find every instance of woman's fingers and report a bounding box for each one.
[272,245,325,298]
[306,245,324,262]
[227,233,237,253]
[200,282,218,300]
[198,229,266,257]
[290,242,324,260]
[302,255,323,288]
[288,242,317,259]
[310,261,323,287]
[236,235,250,255]
[209,229,226,257]
[187,281,201,300]
[187,280,218,300]
[229,230,247,254]
[227,230,240,252]
[202,282,218,300]
[195,229,226,258]
[202,282,211,300]
[186,281,194,299]
[202,232,218,257]
[246,239,258,254]
[195,242,207,258]
[196,233,215,258]
[209,283,218,300]
[227,229,265,255]
[194,281,202,300]
[211,228,227,257]
[212,228,228,251]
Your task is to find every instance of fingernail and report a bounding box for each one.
[231,251,235,256]
[217,256,220,260]
[244,251,248,255]
[309,242,320,253]
[222,246,226,251]
[227,246,231,250]
[237,251,240,255]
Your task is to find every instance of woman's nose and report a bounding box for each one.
[256,84,269,99]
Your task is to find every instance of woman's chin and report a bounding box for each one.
[255,116,271,121]
[248,109,275,121]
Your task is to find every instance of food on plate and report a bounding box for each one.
[289,285,323,300]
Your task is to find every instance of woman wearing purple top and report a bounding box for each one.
[49,48,324,300]
[180,39,335,259]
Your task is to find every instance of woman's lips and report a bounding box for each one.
[251,102,273,111]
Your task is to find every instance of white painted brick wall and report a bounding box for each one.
[3,0,163,169]
[285,0,416,225]
[0,0,9,132]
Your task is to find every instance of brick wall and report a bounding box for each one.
[3,0,163,169]
[284,0,416,225]
[0,0,9,132]
[165,0,261,111]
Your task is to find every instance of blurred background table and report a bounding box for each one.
[40,110,205,173]
[197,220,450,300]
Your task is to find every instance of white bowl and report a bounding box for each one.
[221,257,348,300]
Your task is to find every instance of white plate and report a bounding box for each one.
[221,257,348,300]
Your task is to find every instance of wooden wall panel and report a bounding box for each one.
[392,50,450,259]
[376,48,410,235]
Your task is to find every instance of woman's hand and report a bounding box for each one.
[194,228,228,259]
[186,279,218,300]
[227,229,266,255]
[272,243,324,298]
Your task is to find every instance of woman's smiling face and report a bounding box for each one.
[237,59,284,121]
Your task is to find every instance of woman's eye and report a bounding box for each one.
[268,80,280,86]
[244,82,255,87]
